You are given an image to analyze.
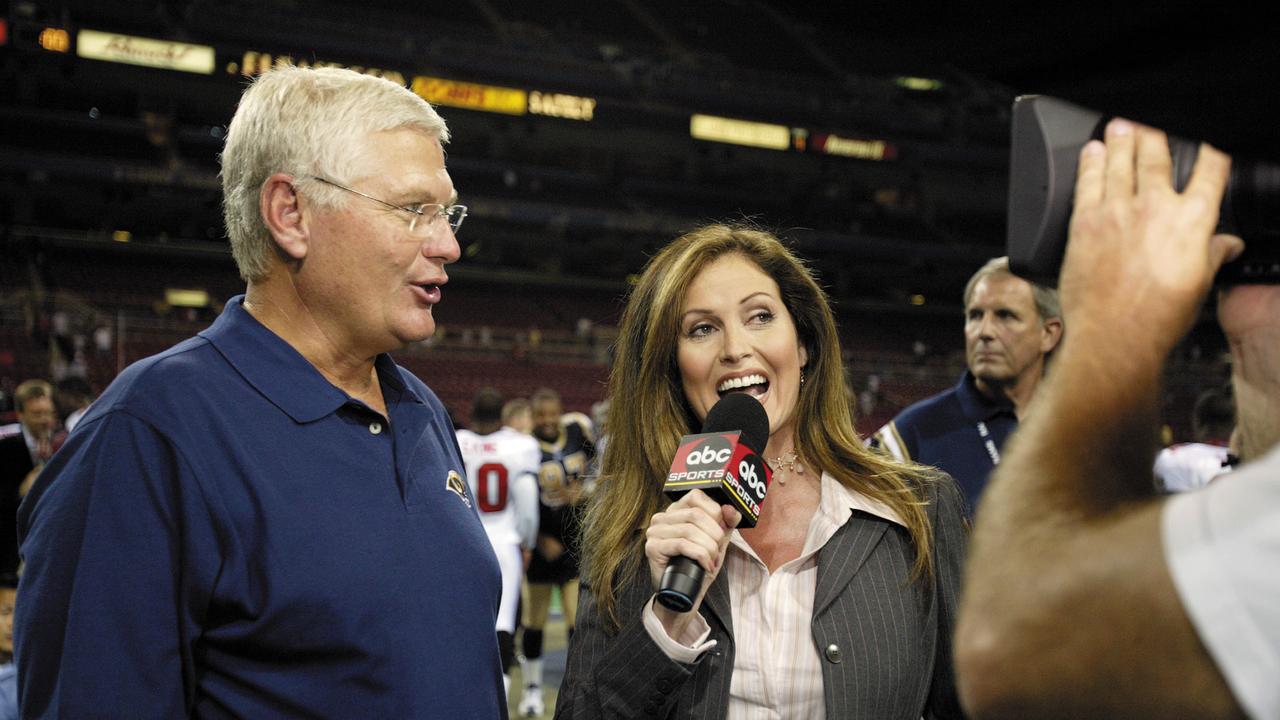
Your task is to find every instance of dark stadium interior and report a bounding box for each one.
[2,0,1263,435]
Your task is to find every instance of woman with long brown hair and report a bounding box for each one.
[555,224,967,719]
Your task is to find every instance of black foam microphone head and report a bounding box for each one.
[701,393,769,454]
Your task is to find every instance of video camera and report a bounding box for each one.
[1007,95,1280,284]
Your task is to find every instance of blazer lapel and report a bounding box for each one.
[813,513,890,617]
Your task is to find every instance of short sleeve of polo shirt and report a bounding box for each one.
[17,408,220,717]
[1163,446,1280,719]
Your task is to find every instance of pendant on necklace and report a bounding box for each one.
[766,450,804,485]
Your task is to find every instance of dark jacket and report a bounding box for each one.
[0,433,35,578]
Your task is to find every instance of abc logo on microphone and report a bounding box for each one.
[675,434,735,476]
[664,431,768,527]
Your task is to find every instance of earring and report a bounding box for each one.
[800,370,806,385]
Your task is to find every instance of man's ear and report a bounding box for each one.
[261,173,308,262]
[1041,316,1064,354]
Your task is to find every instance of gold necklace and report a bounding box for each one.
[766,450,804,485]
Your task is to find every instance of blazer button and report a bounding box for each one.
[824,643,842,664]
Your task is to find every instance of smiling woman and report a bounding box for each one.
[676,254,809,460]
[556,223,970,720]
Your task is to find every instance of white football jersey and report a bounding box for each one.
[457,427,541,548]
[1154,442,1233,493]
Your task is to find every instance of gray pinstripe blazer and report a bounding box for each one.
[554,474,968,720]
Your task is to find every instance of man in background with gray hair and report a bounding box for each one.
[17,66,506,718]
[872,256,1063,514]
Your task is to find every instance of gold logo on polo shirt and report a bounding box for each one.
[445,470,471,507]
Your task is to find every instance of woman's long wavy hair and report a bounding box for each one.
[583,224,938,629]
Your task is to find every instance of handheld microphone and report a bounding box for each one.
[656,393,772,613]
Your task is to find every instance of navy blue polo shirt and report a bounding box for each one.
[17,296,506,718]
[871,371,1017,516]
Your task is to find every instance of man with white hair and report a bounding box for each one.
[17,66,505,717]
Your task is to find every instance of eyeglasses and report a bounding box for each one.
[308,176,467,235]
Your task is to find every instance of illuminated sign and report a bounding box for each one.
[411,76,526,115]
[77,29,214,74]
[230,51,407,86]
[528,90,596,121]
[165,288,210,308]
[896,76,944,91]
[38,27,70,53]
[690,114,790,151]
[814,133,896,161]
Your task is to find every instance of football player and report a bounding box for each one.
[456,388,540,696]
[518,388,595,717]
